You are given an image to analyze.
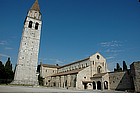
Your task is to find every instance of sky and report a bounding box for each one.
[0,0,140,71]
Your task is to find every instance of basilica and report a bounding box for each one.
[39,52,140,92]
[13,0,140,92]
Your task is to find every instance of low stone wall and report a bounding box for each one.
[108,71,132,91]
[130,62,140,92]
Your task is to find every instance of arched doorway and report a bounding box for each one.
[93,81,96,90]
[83,83,88,89]
[104,81,108,89]
[53,82,56,87]
[97,81,101,90]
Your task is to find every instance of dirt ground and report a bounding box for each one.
[0,85,123,93]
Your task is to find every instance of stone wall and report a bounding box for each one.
[13,6,42,86]
[40,64,58,78]
[130,62,140,92]
[76,67,91,90]
[108,71,132,91]
[45,74,77,89]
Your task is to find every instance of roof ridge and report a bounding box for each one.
[60,57,89,68]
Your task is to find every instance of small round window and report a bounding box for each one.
[97,55,100,59]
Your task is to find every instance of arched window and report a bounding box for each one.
[97,66,102,74]
[35,22,39,30]
[65,80,67,87]
[93,81,96,90]
[104,81,108,89]
[74,77,77,87]
[28,21,33,28]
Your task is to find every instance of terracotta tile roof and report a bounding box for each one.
[92,73,107,78]
[41,64,60,68]
[60,57,89,68]
[31,0,40,12]
[51,68,84,77]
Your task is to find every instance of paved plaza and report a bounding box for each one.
[0,85,123,93]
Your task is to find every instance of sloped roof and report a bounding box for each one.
[92,73,107,78]
[51,68,84,77]
[41,64,60,68]
[30,0,40,12]
[59,57,89,68]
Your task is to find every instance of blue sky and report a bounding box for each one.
[0,0,140,71]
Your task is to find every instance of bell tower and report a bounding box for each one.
[12,0,42,85]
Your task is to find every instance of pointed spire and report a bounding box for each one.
[30,0,40,12]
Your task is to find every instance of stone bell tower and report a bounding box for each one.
[12,0,42,85]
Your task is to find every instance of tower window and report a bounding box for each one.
[28,21,33,28]
[35,22,39,30]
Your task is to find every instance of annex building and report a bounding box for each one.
[38,53,140,92]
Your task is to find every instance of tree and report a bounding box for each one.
[0,61,6,83]
[4,57,14,83]
[114,63,122,72]
[38,75,44,86]
[37,64,44,86]
[123,61,128,71]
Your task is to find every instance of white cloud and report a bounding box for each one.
[0,41,8,46]
[99,40,123,48]
[106,56,115,60]
[98,40,124,59]
[97,40,127,71]
[107,61,116,71]
[52,59,66,65]
[105,49,123,53]
[39,58,65,65]
[5,47,13,50]
[0,53,10,58]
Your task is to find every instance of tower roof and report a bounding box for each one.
[30,0,40,12]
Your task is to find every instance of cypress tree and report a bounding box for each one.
[5,57,14,83]
[114,63,122,72]
[123,61,128,71]
[0,61,6,83]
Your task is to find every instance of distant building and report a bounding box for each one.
[39,53,139,92]
[12,0,42,85]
